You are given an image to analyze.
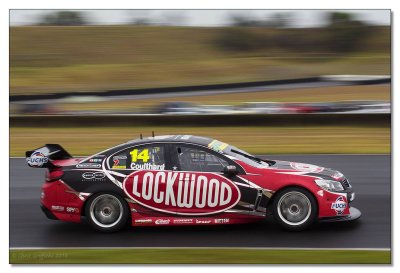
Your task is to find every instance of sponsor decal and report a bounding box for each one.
[155,219,171,225]
[88,158,103,163]
[112,165,126,169]
[113,155,127,160]
[134,219,153,224]
[290,162,324,173]
[331,196,347,215]
[26,151,48,167]
[195,219,212,224]
[173,219,193,224]
[208,140,229,152]
[123,170,241,215]
[51,205,64,212]
[66,207,79,213]
[112,156,127,169]
[82,172,106,181]
[76,163,101,169]
[214,218,229,224]
[317,190,324,197]
[331,171,344,180]
[130,162,165,171]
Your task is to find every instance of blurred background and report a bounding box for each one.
[9,10,391,156]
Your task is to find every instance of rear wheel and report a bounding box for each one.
[85,193,129,232]
[272,187,317,231]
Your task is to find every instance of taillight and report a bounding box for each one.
[46,169,64,182]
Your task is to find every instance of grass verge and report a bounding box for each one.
[9,248,390,264]
[10,26,389,94]
[11,56,390,95]
[10,125,390,156]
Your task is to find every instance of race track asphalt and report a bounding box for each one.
[24,81,350,104]
[9,155,391,249]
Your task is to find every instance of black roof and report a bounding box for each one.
[88,135,227,159]
[126,135,214,147]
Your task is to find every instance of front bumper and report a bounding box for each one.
[319,207,361,222]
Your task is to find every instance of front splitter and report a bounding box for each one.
[319,207,361,222]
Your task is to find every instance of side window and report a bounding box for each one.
[177,146,229,172]
[110,145,166,171]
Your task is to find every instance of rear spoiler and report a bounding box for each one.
[26,144,72,168]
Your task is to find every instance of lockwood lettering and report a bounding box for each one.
[123,170,240,215]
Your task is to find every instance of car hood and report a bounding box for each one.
[269,160,345,181]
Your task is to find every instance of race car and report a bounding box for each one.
[26,135,361,232]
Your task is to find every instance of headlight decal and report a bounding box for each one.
[315,179,344,192]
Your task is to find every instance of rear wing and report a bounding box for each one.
[26,144,72,168]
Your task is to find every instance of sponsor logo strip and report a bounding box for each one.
[88,158,103,163]
[66,207,79,213]
[82,171,106,181]
[155,219,170,225]
[134,219,153,224]
[173,219,193,224]
[214,218,229,224]
[76,163,101,168]
[133,217,232,225]
[51,205,64,212]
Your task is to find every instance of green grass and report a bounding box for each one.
[10,125,390,156]
[9,248,391,264]
[10,25,390,95]
[10,55,390,95]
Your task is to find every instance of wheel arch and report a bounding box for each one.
[267,183,319,216]
[80,186,128,217]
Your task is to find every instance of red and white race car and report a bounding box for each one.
[26,135,360,232]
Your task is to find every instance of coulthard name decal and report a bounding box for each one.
[123,170,240,215]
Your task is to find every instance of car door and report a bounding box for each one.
[171,144,260,214]
[170,143,258,216]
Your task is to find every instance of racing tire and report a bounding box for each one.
[272,187,318,231]
[85,193,129,232]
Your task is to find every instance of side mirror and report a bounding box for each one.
[223,165,238,177]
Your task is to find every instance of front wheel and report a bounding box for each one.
[85,193,129,232]
[272,187,318,231]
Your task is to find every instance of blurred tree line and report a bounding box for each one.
[39,11,87,26]
[37,11,383,54]
[217,12,374,54]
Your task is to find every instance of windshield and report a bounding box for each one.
[207,139,269,168]
[227,146,270,168]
